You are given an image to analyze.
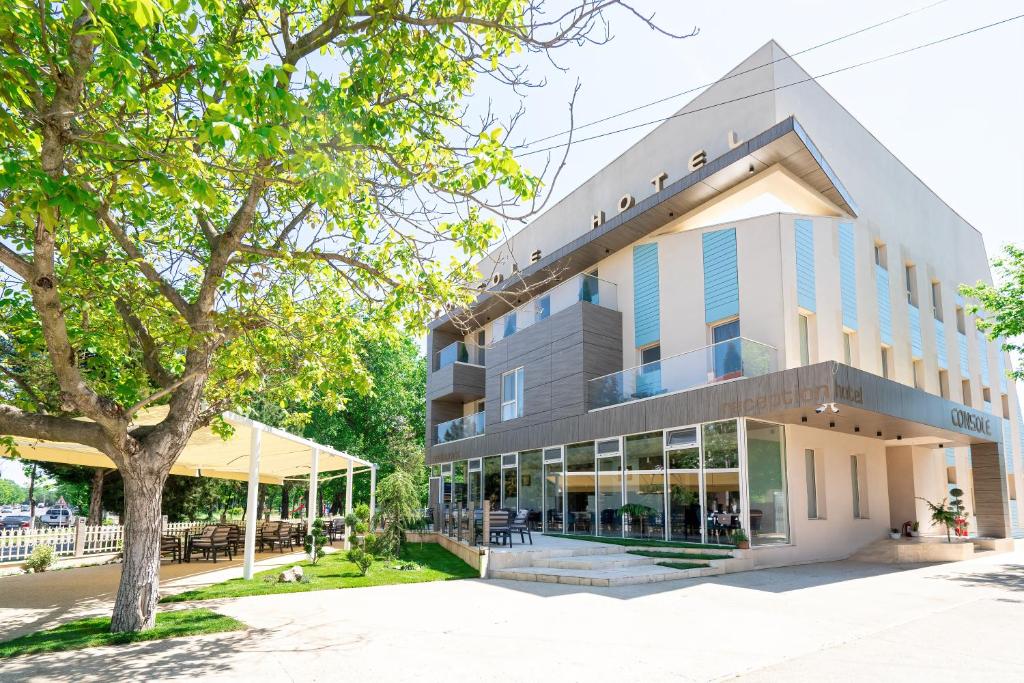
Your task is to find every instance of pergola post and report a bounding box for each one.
[243,426,262,580]
[344,459,354,549]
[308,446,320,522]
[370,465,377,522]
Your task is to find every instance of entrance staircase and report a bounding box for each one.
[489,543,753,587]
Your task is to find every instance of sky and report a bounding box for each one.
[470,0,1023,257]
[3,1,1022,487]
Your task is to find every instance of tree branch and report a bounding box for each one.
[0,243,32,280]
[0,404,111,453]
[113,298,175,388]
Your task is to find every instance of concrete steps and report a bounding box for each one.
[488,543,753,586]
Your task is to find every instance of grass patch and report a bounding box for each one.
[656,561,707,571]
[0,609,244,659]
[626,550,723,560]
[162,543,477,603]
[544,533,732,550]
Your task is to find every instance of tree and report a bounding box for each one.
[373,423,425,558]
[0,0,685,633]
[917,497,957,543]
[960,243,1024,381]
[0,478,25,505]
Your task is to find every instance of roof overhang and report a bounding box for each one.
[433,116,857,335]
[3,407,375,486]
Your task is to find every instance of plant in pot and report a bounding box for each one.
[617,503,656,538]
[888,528,901,540]
[910,521,920,538]
[917,497,957,543]
[731,528,750,550]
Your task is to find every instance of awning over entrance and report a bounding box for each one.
[3,406,378,579]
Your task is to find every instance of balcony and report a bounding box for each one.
[434,341,485,370]
[435,411,485,444]
[491,273,618,343]
[587,337,777,410]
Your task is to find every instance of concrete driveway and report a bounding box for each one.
[2,548,1023,681]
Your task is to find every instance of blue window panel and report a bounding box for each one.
[958,332,969,376]
[838,222,857,330]
[794,219,816,312]
[632,243,661,348]
[977,330,990,385]
[908,305,922,358]
[703,228,739,323]
[934,319,947,369]
[875,265,892,345]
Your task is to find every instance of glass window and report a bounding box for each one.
[668,471,701,542]
[712,319,741,379]
[565,442,595,534]
[931,282,943,321]
[535,295,551,321]
[518,450,543,530]
[702,420,739,468]
[597,455,623,537]
[805,450,818,519]
[640,344,661,365]
[746,420,789,546]
[501,367,524,421]
[843,332,853,366]
[501,464,517,511]
[624,432,665,540]
[880,346,890,379]
[503,311,517,338]
[851,454,868,518]
[467,463,481,510]
[665,427,697,450]
[483,456,501,509]
[637,344,663,397]
[544,457,564,533]
[452,461,467,508]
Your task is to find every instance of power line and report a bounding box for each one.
[524,0,953,147]
[519,13,1024,158]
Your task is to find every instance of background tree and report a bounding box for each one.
[0,0,684,632]
[0,478,25,505]
[961,243,1024,380]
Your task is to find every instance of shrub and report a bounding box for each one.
[24,545,55,573]
[346,545,373,576]
[304,518,328,565]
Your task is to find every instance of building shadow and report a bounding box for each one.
[929,562,1024,592]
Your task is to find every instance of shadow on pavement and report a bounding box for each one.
[930,562,1024,592]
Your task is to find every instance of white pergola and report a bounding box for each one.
[3,407,377,579]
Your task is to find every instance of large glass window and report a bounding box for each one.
[667,427,701,543]
[712,319,742,379]
[519,450,543,530]
[624,432,665,539]
[703,420,740,545]
[483,456,501,509]
[452,461,467,509]
[746,420,789,546]
[543,454,564,532]
[501,461,518,511]
[467,461,481,510]
[501,367,525,421]
[597,455,623,537]
[565,442,595,534]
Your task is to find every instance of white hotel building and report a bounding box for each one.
[424,41,1023,567]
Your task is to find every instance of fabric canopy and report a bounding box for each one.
[3,406,373,486]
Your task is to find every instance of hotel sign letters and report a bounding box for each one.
[591,130,744,229]
[949,408,991,437]
[720,384,829,416]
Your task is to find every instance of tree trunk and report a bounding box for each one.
[110,468,166,633]
[257,483,266,520]
[26,464,36,527]
[280,482,290,520]
[88,468,107,525]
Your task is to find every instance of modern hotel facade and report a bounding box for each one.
[424,41,1023,567]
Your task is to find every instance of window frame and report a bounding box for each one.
[500,366,525,421]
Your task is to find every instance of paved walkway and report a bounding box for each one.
[2,545,1023,681]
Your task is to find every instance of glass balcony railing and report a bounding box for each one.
[587,337,777,410]
[491,273,618,343]
[435,411,485,444]
[433,341,486,370]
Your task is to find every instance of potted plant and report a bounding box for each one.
[910,521,920,538]
[888,528,901,540]
[917,497,957,543]
[731,528,750,550]
[617,503,655,537]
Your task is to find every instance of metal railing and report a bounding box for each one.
[491,273,618,343]
[435,410,486,444]
[587,337,777,410]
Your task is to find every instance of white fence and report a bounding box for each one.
[0,520,225,563]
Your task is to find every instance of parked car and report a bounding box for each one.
[2,515,32,530]
[42,507,76,527]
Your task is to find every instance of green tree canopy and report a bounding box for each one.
[960,243,1024,382]
[0,478,26,505]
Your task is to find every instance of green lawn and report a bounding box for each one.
[544,533,733,550]
[162,542,477,603]
[626,550,724,560]
[656,561,707,571]
[0,609,245,659]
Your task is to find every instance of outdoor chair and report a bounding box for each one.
[226,524,241,554]
[257,521,278,551]
[488,510,511,547]
[160,535,181,564]
[189,525,232,562]
[268,522,294,552]
[327,518,345,543]
[510,510,533,545]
